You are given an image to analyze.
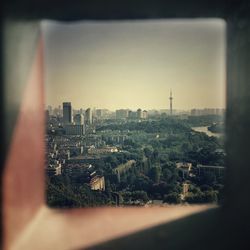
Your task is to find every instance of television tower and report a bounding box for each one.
[169,89,173,115]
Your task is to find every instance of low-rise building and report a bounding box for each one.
[142,110,148,119]
[116,109,129,119]
[87,146,118,155]
[190,108,225,116]
[102,134,127,145]
[128,111,137,120]
[63,163,93,176]
[137,109,143,119]
[197,164,225,177]
[176,162,192,178]
[47,163,62,176]
[89,176,105,191]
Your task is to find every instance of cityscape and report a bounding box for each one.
[46,92,225,207]
[43,19,225,207]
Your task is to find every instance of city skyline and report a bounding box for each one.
[47,103,225,112]
[42,19,226,110]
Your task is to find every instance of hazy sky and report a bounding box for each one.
[42,19,226,110]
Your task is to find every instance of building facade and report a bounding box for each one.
[137,109,143,119]
[85,108,92,124]
[74,114,84,125]
[89,176,105,191]
[65,124,85,136]
[63,102,72,124]
[116,109,129,119]
[47,163,62,176]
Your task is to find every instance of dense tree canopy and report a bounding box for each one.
[47,116,225,207]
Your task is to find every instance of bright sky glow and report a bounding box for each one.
[42,19,226,110]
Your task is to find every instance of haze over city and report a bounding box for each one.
[42,19,226,110]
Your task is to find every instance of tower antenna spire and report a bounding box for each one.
[169,89,173,115]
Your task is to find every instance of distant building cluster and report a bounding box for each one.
[65,124,85,136]
[46,132,106,191]
[46,101,151,192]
[45,102,113,191]
[46,96,225,194]
[190,108,225,116]
[63,164,105,191]
[115,108,148,120]
[47,91,225,122]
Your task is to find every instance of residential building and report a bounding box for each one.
[197,164,225,177]
[47,163,62,176]
[116,109,129,119]
[90,176,105,191]
[176,162,192,178]
[85,108,92,124]
[74,114,84,125]
[65,124,85,136]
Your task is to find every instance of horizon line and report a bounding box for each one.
[46,105,226,111]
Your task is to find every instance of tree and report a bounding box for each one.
[149,166,161,183]
[132,191,149,203]
[153,149,159,160]
[202,172,217,185]
[162,168,173,182]
[185,190,218,204]
[106,155,118,168]
[143,147,153,158]
[203,190,218,203]
[133,176,152,192]
[163,192,181,204]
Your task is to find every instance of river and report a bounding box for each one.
[191,126,223,138]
